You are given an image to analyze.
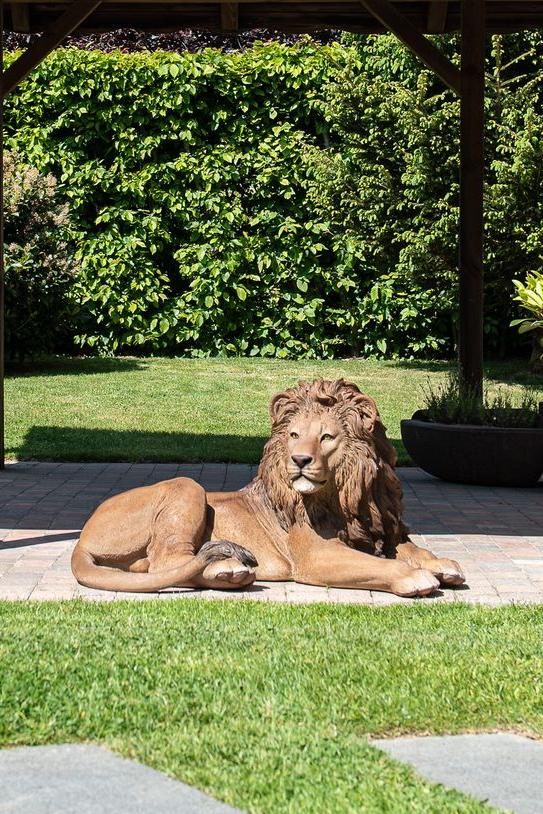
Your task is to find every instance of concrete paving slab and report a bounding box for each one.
[0,743,242,814]
[373,733,543,814]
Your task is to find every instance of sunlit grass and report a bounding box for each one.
[6,356,540,463]
[2,601,539,812]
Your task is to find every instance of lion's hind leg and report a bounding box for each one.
[196,540,258,589]
[145,479,258,591]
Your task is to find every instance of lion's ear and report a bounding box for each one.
[269,390,294,426]
[338,379,380,435]
[334,381,379,436]
[353,393,379,435]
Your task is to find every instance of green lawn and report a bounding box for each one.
[1,602,541,812]
[6,356,541,464]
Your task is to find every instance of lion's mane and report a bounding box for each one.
[245,379,409,557]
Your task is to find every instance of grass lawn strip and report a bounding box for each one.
[6,357,541,464]
[1,601,540,812]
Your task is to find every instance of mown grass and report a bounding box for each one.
[1,601,542,812]
[6,356,541,464]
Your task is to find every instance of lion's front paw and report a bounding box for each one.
[196,540,257,590]
[201,557,256,589]
[392,568,440,598]
[426,558,466,587]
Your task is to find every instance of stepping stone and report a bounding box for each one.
[373,733,543,814]
[0,744,241,813]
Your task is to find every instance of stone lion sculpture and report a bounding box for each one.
[72,378,465,597]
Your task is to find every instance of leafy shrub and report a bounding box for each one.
[5,27,339,56]
[4,36,543,359]
[421,372,540,427]
[307,32,543,358]
[511,271,543,369]
[3,150,77,360]
[4,43,348,357]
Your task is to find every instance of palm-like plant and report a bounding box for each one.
[511,272,543,370]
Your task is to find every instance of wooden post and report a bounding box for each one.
[459,0,485,398]
[427,2,448,34]
[1,1,4,470]
[220,2,239,32]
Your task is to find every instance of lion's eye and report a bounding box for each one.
[290,431,299,439]
[321,433,335,442]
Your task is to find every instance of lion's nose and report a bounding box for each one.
[291,454,313,469]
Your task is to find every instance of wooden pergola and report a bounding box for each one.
[0,1,542,468]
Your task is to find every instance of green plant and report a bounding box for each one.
[308,32,543,359]
[3,44,347,359]
[3,150,77,360]
[421,371,540,426]
[5,35,543,359]
[511,271,543,369]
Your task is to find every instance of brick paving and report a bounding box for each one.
[1,462,543,605]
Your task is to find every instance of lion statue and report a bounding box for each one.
[72,379,465,597]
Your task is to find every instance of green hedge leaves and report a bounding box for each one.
[5,36,543,359]
[4,43,347,357]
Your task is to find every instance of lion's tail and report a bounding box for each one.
[71,545,205,593]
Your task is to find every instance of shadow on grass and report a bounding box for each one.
[391,357,543,386]
[15,425,269,465]
[6,357,147,378]
[385,360,452,373]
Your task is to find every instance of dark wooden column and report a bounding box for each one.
[0,2,4,469]
[0,1,102,469]
[459,0,485,397]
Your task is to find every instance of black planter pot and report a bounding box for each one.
[401,410,543,487]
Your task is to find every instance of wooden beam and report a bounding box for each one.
[10,3,30,32]
[427,2,448,33]
[220,2,238,31]
[359,0,461,94]
[1,0,101,98]
[459,0,485,397]
[1,0,534,5]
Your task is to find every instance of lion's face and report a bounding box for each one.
[252,379,404,556]
[285,412,345,494]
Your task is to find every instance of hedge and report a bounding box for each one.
[4,43,350,358]
[5,35,543,359]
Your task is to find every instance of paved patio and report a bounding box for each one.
[1,462,543,605]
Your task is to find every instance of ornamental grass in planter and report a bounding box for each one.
[401,375,543,487]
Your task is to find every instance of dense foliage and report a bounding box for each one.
[308,33,543,358]
[4,43,347,357]
[4,34,543,359]
[3,150,77,360]
[4,27,337,54]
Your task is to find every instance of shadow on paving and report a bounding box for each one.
[13,426,268,465]
[0,532,79,550]
[2,457,543,542]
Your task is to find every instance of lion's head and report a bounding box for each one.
[246,379,408,557]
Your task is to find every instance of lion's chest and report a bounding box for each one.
[304,504,347,541]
